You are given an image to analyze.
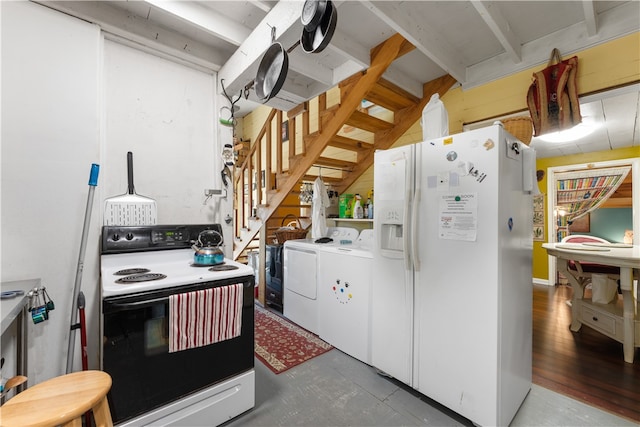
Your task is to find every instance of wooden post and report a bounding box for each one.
[265,131,271,202]
[289,116,296,159]
[255,139,262,211]
[247,155,253,221]
[318,93,327,132]
[276,110,283,174]
[301,110,309,155]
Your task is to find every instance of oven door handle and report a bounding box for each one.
[105,296,168,311]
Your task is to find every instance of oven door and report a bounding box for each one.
[101,276,254,424]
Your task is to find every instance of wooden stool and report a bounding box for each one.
[0,370,113,427]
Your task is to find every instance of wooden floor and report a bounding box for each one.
[532,284,640,422]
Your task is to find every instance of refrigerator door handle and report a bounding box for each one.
[403,151,412,271]
[411,187,421,271]
[411,144,421,271]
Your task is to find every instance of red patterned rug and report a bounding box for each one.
[254,304,333,374]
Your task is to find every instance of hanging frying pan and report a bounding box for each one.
[301,0,328,32]
[255,26,301,103]
[255,39,289,103]
[301,0,337,54]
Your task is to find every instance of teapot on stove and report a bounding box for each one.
[192,229,224,266]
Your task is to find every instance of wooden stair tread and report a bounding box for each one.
[366,78,420,111]
[314,156,356,169]
[306,131,370,153]
[287,154,353,176]
[327,134,372,152]
[345,110,394,133]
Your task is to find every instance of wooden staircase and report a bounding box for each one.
[233,33,457,263]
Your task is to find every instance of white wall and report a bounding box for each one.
[102,39,235,251]
[102,39,218,224]
[1,0,102,383]
[1,1,227,384]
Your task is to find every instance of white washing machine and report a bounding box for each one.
[283,227,359,334]
[317,230,374,364]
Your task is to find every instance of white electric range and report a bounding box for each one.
[100,224,254,427]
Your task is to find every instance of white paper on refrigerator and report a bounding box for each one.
[438,193,478,241]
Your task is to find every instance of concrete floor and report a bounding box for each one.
[224,348,636,427]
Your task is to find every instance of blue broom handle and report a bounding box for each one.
[66,164,99,374]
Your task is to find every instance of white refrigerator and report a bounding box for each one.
[372,124,535,426]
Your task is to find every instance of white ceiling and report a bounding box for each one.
[38,0,640,158]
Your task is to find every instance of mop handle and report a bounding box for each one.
[66,164,99,374]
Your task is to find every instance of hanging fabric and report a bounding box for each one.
[527,48,581,136]
[311,176,330,239]
[556,166,631,222]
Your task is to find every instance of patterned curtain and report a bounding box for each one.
[556,166,631,222]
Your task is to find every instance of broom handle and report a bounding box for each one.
[66,164,99,374]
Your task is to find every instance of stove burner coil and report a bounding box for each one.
[114,268,150,276]
[115,273,167,284]
[191,262,217,268]
[208,264,239,272]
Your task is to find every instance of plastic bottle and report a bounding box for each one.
[367,198,373,219]
[353,194,363,219]
[421,93,449,141]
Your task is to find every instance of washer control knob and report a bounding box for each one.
[112,234,120,242]
[126,233,134,241]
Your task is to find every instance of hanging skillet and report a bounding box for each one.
[301,0,337,54]
[255,27,290,103]
[301,0,328,32]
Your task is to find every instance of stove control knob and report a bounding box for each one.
[112,234,120,242]
[126,233,134,241]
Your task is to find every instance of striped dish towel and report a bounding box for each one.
[169,283,243,353]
